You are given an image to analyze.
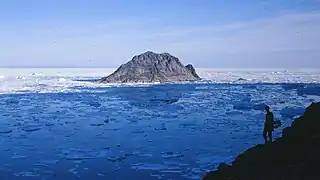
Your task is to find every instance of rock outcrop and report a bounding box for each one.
[96,51,201,83]
[185,64,201,79]
[203,102,320,180]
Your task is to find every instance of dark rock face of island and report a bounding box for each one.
[203,102,320,180]
[185,64,201,79]
[96,51,201,83]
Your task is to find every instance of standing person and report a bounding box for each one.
[263,105,274,144]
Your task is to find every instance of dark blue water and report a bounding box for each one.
[0,83,319,179]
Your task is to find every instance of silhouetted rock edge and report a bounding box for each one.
[203,102,320,180]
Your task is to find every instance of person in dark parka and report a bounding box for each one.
[263,105,274,144]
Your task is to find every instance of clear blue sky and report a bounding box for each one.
[1,0,320,68]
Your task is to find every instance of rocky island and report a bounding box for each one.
[96,51,201,83]
[203,102,320,180]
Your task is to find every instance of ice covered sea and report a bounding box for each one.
[0,68,319,180]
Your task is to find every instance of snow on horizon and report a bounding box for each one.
[0,68,319,94]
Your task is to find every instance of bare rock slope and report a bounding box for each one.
[96,51,201,83]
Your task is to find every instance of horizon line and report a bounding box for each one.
[0,66,319,70]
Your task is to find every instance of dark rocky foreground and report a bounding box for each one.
[96,51,201,83]
[203,102,320,180]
